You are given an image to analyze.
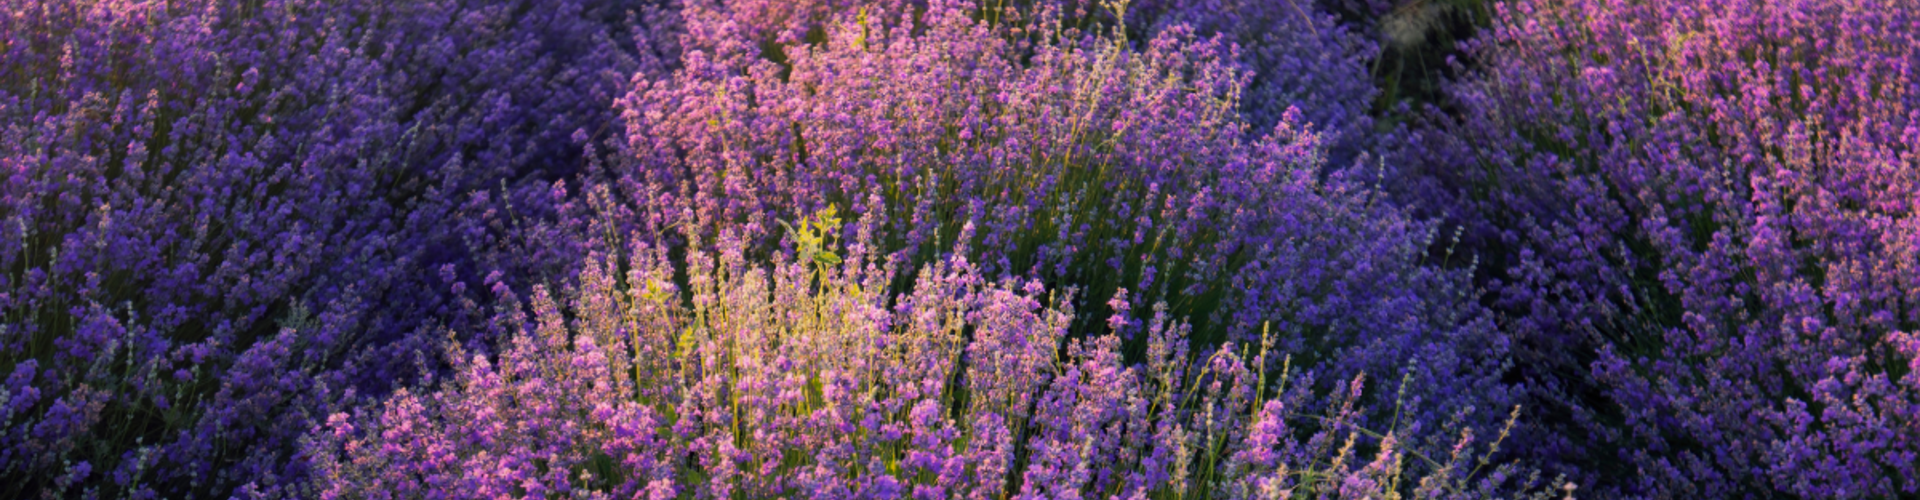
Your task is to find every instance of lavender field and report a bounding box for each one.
[2,0,1916,498]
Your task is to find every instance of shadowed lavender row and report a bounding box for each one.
[1,0,670,495]
[1399,0,1920,496]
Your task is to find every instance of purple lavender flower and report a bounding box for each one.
[0,0,668,495]
[311,205,1554,498]
[1403,0,1920,495]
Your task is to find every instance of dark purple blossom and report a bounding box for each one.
[0,0,668,496]
[1401,0,1920,495]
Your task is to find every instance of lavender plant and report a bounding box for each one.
[310,207,1561,498]
[1404,0,1920,496]
[0,0,662,496]
[607,2,1514,437]
[1127,0,1380,162]
[0,0,1638,497]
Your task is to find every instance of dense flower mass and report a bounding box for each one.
[1,0,662,496]
[2,0,1916,497]
[1127,0,1379,162]
[311,208,1547,499]
[1402,0,1920,496]
[609,0,1518,460]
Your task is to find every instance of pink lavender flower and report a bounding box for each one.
[312,206,1550,498]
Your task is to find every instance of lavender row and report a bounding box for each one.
[311,204,1557,499]
[1,0,669,496]
[9,0,1916,497]
[302,1,1548,497]
[1399,0,1920,496]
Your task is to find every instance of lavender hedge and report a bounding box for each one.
[301,1,1543,496]
[1400,0,1920,496]
[4,0,1915,497]
[310,205,1552,498]
[1,0,664,496]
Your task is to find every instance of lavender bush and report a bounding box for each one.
[1403,0,1920,496]
[310,207,1560,498]
[23,0,1913,497]
[1127,0,1379,162]
[0,0,662,496]
[301,0,1541,495]
[609,1,1510,418]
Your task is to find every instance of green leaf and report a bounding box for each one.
[676,326,698,360]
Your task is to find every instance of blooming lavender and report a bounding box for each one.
[29,0,1908,497]
[0,0,663,496]
[298,0,1546,490]
[1403,0,1920,495]
[607,1,1516,440]
[310,207,1559,498]
[1127,0,1380,162]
